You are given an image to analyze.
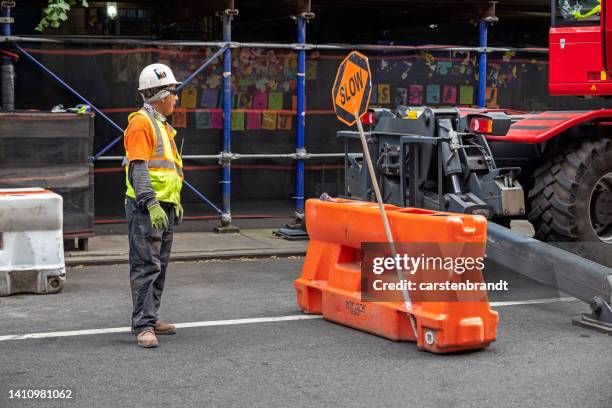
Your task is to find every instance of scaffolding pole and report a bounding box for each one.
[478,20,489,108]
[218,11,237,231]
[295,14,307,220]
[1,2,15,111]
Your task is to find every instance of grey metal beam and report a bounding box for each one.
[487,222,612,305]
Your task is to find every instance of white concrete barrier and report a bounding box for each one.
[0,188,65,296]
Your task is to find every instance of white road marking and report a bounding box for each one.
[490,297,577,307]
[0,315,323,342]
[0,297,579,342]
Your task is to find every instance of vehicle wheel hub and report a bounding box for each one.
[594,191,612,225]
[591,172,612,243]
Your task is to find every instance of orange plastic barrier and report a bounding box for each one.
[294,198,499,354]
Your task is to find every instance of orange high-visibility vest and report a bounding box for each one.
[125,108,183,205]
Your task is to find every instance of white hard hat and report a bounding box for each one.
[138,63,181,91]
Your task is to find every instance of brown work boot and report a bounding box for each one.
[154,320,176,335]
[136,329,159,348]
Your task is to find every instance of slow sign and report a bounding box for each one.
[331,51,372,126]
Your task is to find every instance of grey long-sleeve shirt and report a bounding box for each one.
[128,160,158,209]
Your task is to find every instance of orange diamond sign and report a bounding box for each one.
[332,51,372,126]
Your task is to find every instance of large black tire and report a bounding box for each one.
[528,137,612,267]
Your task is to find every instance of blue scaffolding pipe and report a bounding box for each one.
[295,15,306,216]
[1,7,9,47]
[13,43,125,136]
[94,45,228,161]
[13,43,222,216]
[478,21,488,108]
[221,14,233,225]
[1,6,9,40]
[183,180,223,215]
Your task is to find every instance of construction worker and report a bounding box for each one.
[124,63,184,348]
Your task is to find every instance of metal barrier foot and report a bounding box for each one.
[214,225,240,234]
[572,296,612,335]
[214,213,240,233]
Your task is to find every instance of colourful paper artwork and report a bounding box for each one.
[200,89,218,109]
[377,84,390,104]
[437,61,453,76]
[262,112,277,130]
[195,111,211,129]
[409,84,423,105]
[246,112,262,130]
[231,111,245,131]
[426,85,440,104]
[236,92,253,109]
[459,86,474,105]
[277,113,292,130]
[237,78,254,88]
[486,87,498,108]
[211,110,223,129]
[442,85,457,104]
[268,92,283,111]
[180,87,197,109]
[394,87,408,106]
[253,91,268,110]
[172,110,187,128]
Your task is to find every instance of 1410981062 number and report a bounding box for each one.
[8,389,73,399]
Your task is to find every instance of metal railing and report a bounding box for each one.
[0,5,549,228]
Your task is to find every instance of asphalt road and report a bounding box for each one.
[0,258,610,408]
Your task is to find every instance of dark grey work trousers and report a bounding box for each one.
[125,197,175,335]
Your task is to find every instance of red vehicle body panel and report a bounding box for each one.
[549,26,612,95]
[455,108,611,144]
[487,110,612,143]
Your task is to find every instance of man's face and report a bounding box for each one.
[158,87,178,116]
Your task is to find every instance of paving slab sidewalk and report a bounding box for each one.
[65,229,308,266]
[65,221,533,267]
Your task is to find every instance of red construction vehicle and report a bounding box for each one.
[486,0,611,265]
[338,0,612,333]
[340,1,610,265]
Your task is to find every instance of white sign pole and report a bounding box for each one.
[353,111,417,336]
